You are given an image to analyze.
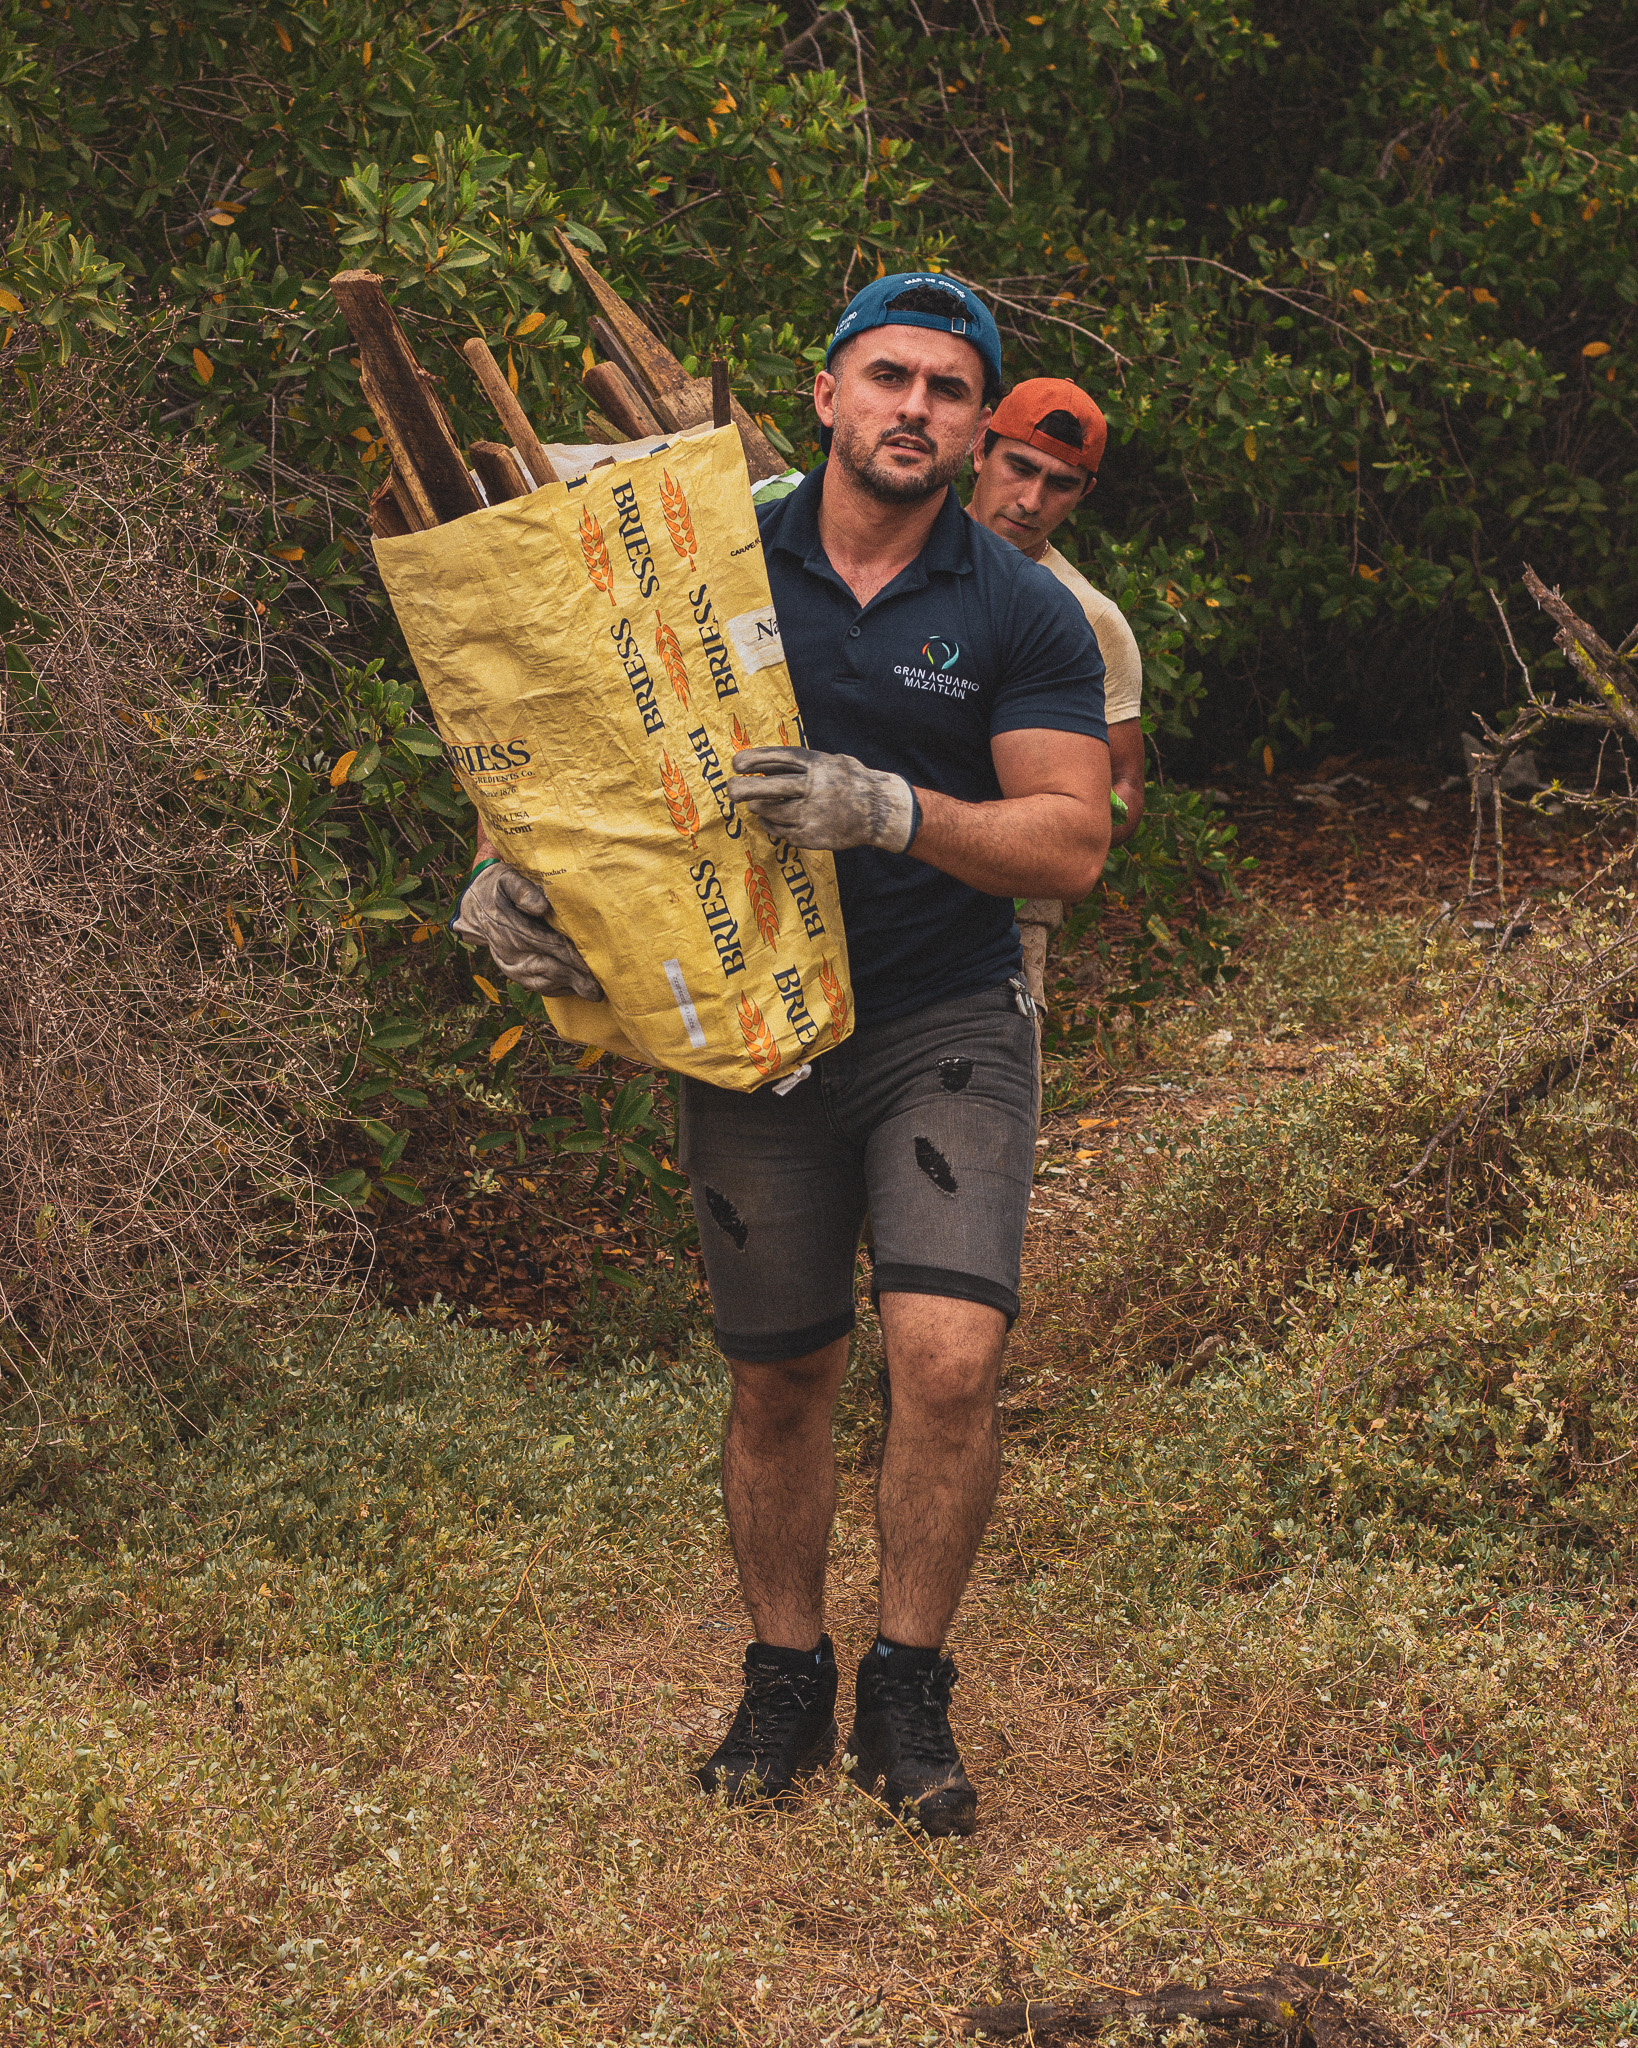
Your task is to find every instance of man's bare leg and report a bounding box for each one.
[874,1292,1007,1645]
[697,1335,851,1803]
[842,1291,1005,1836]
[720,1335,851,1649]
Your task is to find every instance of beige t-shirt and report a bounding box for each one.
[1038,544,1143,726]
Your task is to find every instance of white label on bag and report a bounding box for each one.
[726,605,784,676]
[664,958,707,1049]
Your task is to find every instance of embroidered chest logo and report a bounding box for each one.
[893,634,978,700]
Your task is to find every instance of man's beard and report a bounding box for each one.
[831,412,965,504]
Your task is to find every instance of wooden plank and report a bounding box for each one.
[556,231,691,398]
[469,440,530,504]
[357,365,439,527]
[459,338,560,487]
[585,356,785,481]
[647,372,788,483]
[367,474,415,538]
[711,358,731,429]
[583,360,662,440]
[386,468,426,532]
[563,242,787,479]
[331,270,483,524]
[702,386,787,483]
[589,316,652,400]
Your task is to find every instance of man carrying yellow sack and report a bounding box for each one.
[456,275,1112,1838]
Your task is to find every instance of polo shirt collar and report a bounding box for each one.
[772,461,976,595]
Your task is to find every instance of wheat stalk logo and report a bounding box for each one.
[818,957,849,1045]
[744,859,780,949]
[737,991,782,1077]
[660,470,697,566]
[579,506,615,603]
[730,712,752,754]
[659,750,701,848]
[654,611,692,709]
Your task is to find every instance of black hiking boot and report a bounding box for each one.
[844,1645,977,1837]
[694,1636,838,1805]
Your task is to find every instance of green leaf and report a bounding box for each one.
[366,1024,424,1052]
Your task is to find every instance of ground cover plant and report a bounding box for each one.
[3,870,1635,2046]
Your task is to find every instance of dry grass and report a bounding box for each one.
[2,909,1636,2044]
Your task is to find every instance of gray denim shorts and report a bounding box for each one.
[679,981,1040,1363]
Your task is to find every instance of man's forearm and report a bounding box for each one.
[1106,720,1145,849]
[909,789,1109,900]
[472,817,497,868]
[1110,776,1144,847]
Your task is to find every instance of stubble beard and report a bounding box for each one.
[831,410,966,505]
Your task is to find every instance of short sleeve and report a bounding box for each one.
[988,557,1108,744]
[1085,595,1143,724]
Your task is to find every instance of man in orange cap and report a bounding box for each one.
[966,377,1143,1002]
[967,379,1143,846]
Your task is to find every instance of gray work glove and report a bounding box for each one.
[451,861,603,1001]
[724,746,918,854]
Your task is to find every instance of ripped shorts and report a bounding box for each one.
[678,981,1040,1364]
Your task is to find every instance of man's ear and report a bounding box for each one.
[813,367,838,429]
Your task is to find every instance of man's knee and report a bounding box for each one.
[878,1294,1006,1434]
[726,1337,850,1437]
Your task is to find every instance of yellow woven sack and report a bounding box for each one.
[374,424,853,1089]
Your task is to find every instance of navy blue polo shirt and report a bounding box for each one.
[757,464,1107,1028]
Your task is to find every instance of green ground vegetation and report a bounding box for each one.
[3,903,1634,2044]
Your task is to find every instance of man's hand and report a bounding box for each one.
[725,746,918,854]
[452,862,603,1000]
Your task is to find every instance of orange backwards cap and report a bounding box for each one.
[988,377,1107,475]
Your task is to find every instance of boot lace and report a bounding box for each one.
[875,1660,960,1769]
[718,1664,823,1766]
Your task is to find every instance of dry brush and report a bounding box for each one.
[0,342,364,1396]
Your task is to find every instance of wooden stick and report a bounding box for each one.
[355,366,439,526]
[330,271,483,524]
[469,440,531,504]
[584,360,661,440]
[700,384,786,481]
[589,316,653,401]
[386,468,426,532]
[367,473,415,538]
[711,358,731,429]
[557,231,785,478]
[459,338,560,487]
[591,347,782,476]
[557,231,691,400]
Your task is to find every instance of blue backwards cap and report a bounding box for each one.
[825,272,1003,402]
